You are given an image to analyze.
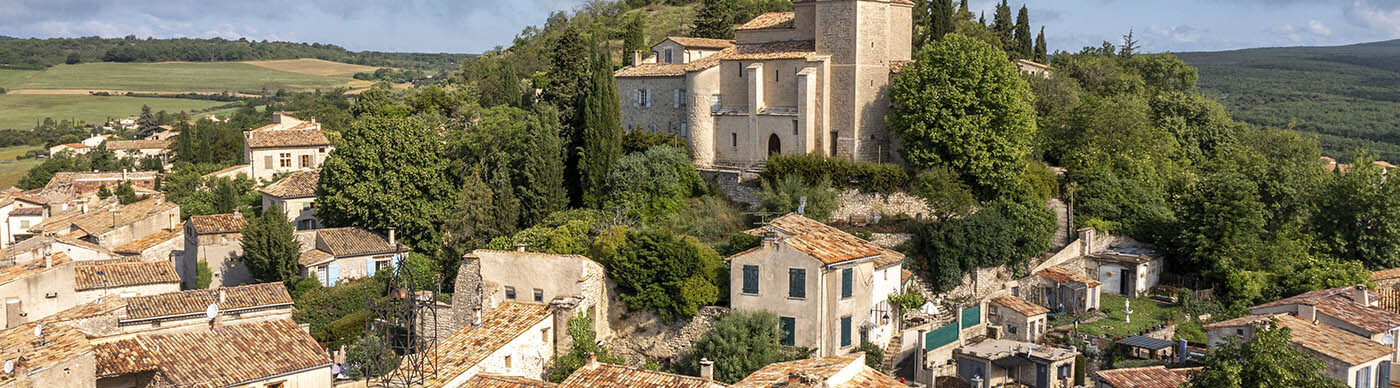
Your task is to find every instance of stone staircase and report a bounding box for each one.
[882,332,903,372]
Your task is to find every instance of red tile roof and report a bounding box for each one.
[94,338,161,377]
[0,322,91,384]
[741,213,903,266]
[560,362,726,388]
[113,226,182,255]
[1095,366,1197,388]
[245,126,331,148]
[187,212,247,234]
[74,259,180,291]
[259,170,319,198]
[734,354,903,388]
[1250,286,1400,334]
[123,282,293,321]
[0,252,72,285]
[105,139,172,151]
[1037,265,1102,287]
[992,295,1050,316]
[316,227,404,256]
[722,40,818,60]
[664,37,735,49]
[615,63,687,78]
[114,319,331,388]
[411,302,554,388]
[463,375,560,388]
[1205,314,1393,365]
[1373,267,1400,281]
[736,12,795,30]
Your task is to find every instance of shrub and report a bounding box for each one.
[293,278,381,343]
[912,167,977,218]
[291,277,321,299]
[327,310,369,349]
[654,195,747,244]
[344,334,400,379]
[195,259,212,289]
[605,146,704,221]
[763,154,909,194]
[592,228,724,322]
[546,314,625,382]
[622,130,690,154]
[717,232,762,256]
[679,311,812,383]
[759,175,839,222]
[853,342,886,373]
[888,290,926,313]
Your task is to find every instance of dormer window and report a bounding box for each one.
[665,48,674,64]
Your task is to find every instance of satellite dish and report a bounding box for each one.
[205,303,219,320]
[4,359,13,374]
[32,324,42,339]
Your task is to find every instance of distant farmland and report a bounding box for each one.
[7,61,369,93]
[0,94,226,130]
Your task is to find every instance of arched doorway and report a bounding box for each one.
[768,134,781,156]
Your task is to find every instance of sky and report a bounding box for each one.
[2,0,1400,54]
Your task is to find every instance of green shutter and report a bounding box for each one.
[789,269,806,298]
[961,305,982,328]
[780,317,796,346]
[743,265,759,294]
[840,316,852,347]
[841,268,853,298]
[925,322,959,350]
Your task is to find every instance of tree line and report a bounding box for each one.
[0,36,471,70]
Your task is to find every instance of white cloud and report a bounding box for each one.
[1307,19,1333,36]
[1343,0,1400,38]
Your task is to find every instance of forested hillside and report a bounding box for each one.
[0,36,472,71]
[1178,40,1400,161]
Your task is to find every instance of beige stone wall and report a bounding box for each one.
[439,316,555,386]
[477,253,610,340]
[0,261,77,328]
[21,352,96,388]
[263,194,318,230]
[94,205,180,249]
[686,67,721,167]
[121,232,183,262]
[184,230,249,288]
[76,282,178,305]
[229,366,333,388]
[246,146,330,183]
[617,76,688,134]
[729,243,825,351]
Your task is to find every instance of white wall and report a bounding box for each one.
[440,316,555,388]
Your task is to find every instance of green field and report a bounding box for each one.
[9,62,351,92]
[0,94,227,130]
[0,69,38,88]
[0,146,44,188]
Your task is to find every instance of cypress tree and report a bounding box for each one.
[1014,5,1032,59]
[913,0,932,48]
[543,24,592,205]
[1034,26,1047,62]
[978,11,985,26]
[580,49,624,207]
[693,0,735,39]
[932,0,955,42]
[992,0,1013,53]
[959,0,968,13]
[622,14,647,66]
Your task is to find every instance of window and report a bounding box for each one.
[279,153,291,168]
[780,317,796,346]
[1235,329,1244,336]
[505,286,516,300]
[264,155,273,169]
[788,268,806,299]
[541,328,550,343]
[792,120,799,136]
[318,147,326,153]
[18,220,29,229]
[267,382,285,388]
[647,124,657,132]
[775,69,780,82]
[840,268,853,299]
[303,202,314,211]
[830,132,839,156]
[1058,364,1069,379]
[732,133,738,147]
[665,48,674,63]
[738,62,743,77]
[680,123,688,137]
[712,94,722,110]
[533,289,544,302]
[298,219,312,230]
[1357,366,1372,388]
[300,154,311,168]
[680,89,687,106]
[505,355,513,369]
[1008,326,1017,334]
[840,316,852,347]
[375,259,391,272]
[742,265,759,294]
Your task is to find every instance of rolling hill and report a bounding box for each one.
[1178,40,1400,161]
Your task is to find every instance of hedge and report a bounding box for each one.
[762,154,909,194]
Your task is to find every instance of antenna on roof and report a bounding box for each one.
[797,196,807,215]
[206,303,219,320]
[3,359,12,374]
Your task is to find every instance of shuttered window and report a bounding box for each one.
[841,268,853,299]
[742,265,759,294]
[788,268,805,298]
[780,317,795,346]
[840,316,852,347]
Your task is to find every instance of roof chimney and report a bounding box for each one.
[232,209,241,219]
[787,373,802,385]
[516,243,527,253]
[81,202,89,214]
[632,50,642,66]
[44,254,51,268]
[699,358,714,380]
[586,353,599,368]
[1353,285,1371,306]
[388,228,396,247]
[219,289,227,304]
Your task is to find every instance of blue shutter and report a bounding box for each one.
[1379,361,1391,387]
[327,264,340,286]
[365,258,376,277]
[840,316,852,347]
[841,268,853,299]
[780,317,796,346]
[742,265,759,294]
[788,269,806,298]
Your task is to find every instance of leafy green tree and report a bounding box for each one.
[1188,320,1346,388]
[457,105,567,229]
[912,167,978,219]
[680,311,810,383]
[317,115,456,255]
[65,53,81,64]
[1013,5,1032,58]
[913,197,1055,291]
[581,49,624,207]
[443,167,514,254]
[606,146,703,221]
[758,175,839,222]
[546,315,624,382]
[240,207,302,286]
[888,33,1037,198]
[1312,155,1400,270]
[693,0,737,39]
[195,259,213,289]
[592,228,724,322]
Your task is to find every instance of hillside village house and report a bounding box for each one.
[72,259,180,304]
[93,319,333,388]
[988,295,1049,343]
[454,249,611,340]
[954,338,1078,388]
[297,227,406,287]
[1249,285,1400,345]
[103,139,171,163]
[0,194,47,247]
[27,196,180,250]
[1205,313,1393,388]
[727,213,905,357]
[260,170,321,230]
[244,112,333,182]
[615,0,914,169]
[3,234,113,263]
[557,359,728,388]
[111,225,183,262]
[733,353,906,387]
[1088,243,1163,298]
[1094,366,1197,388]
[0,320,95,388]
[1032,265,1102,314]
[1,254,181,330]
[24,170,158,214]
[183,212,250,288]
[401,302,557,387]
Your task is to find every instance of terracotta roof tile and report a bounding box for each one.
[0,252,71,285]
[0,322,91,384]
[39,295,128,324]
[721,40,818,60]
[316,227,403,257]
[113,226,182,255]
[665,37,734,49]
[39,197,177,237]
[74,259,180,291]
[1094,366,1197,388]
[1374,267,1400,281]
[410,302,553,388]
[9,207,44,217]
[113,319,331,388]
[889,60,914,73]
[736,12,795,30]
[616,63,687,78]
[1206,314,1393,365]
[560,362,726,388]
[463,374,560,388]
[124,282,293,320]
[300,249,334,266]
[735,354,904,388]
[259,170,319,198]
[992,295,1050,316]
[245,127,330,148]
[1037,265,1101,287]
[741,213,903,265]
[1250,286,1400,334]
[94,338,161,377]
[187,212,247,234]
[1378,288,1400,315]
[105,139,172,151]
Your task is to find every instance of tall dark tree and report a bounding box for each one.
[693,0,736,39]
[621,14,647,66]
[1034,26,1047,62]
[136,104,160,138]
[240,208,302,286]
[958,0,968,13]
[1120,28,1140,58]
[991,0,1014,53]
[541,23,591,128]
[456,105,567,229]
[978,11,986,26]
[580,50,624,207]
[1013,5,1033,59]
[915,0,954,48]
[443,167,513,253]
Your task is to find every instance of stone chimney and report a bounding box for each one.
[586,353,598,368]
[632,50,642,66]
[81,202,89,214]
[232,208,241,219]
[787,373,802,385]
[516,243,527,253]
[44,254,51,268]
[1353,285,1370,306]
[219,289,227,304]
[450,254,484,333]
[700,359,715,380]
[551,297,582,356]
[388,228,396,247]
[1299,304,1317,322]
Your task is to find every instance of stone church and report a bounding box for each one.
[616,0,914,170]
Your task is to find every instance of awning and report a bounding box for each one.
[1116,335,1176,351]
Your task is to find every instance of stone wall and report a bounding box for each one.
[699,170,761,209]
[618,76,688,134]
[606,305,729,365]
[830,189,931,221]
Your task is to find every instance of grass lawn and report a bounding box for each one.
[10,62,354,93]
[1053,294,1187,339]
[0,157,43,188]
[243,58,380,77]
[0,69,40,89]
[0,94,227,130]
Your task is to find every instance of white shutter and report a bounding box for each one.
[633,89,639,107]
[674,89,680,108]
[644,89,651,108]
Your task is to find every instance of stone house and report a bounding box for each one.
[727,213,905,357]
[1248,285,1400,368]
[259,170,321,230]
[1014,59,1052,77]
[614,0,914,170]
[0,320,96,388]
[1205,313,1393,388]
[3,235,113,264]
[988,295,1049,343]
[558,359,727,388]
[1375,268,1400,292]
[1094,366,1197,388]
[0,196,46,247]
[26,171,159,214]
[72,259,181,304]
[408,302,557,387]
[297,227,406,287]
[111,226,183,262]
[48,142,93,156]
[954,338,1078,388]
[28,196,180,250]
[732,353,906,387]
[1088,244,1162,298]
[453,249,611,340]
[103,139,171,163]
[93,318,333,388]
[616,37,731,138]
[0,253,78,329]
[1031,265,1102,314]
[243,113,333,183]
[183,212,250,289]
